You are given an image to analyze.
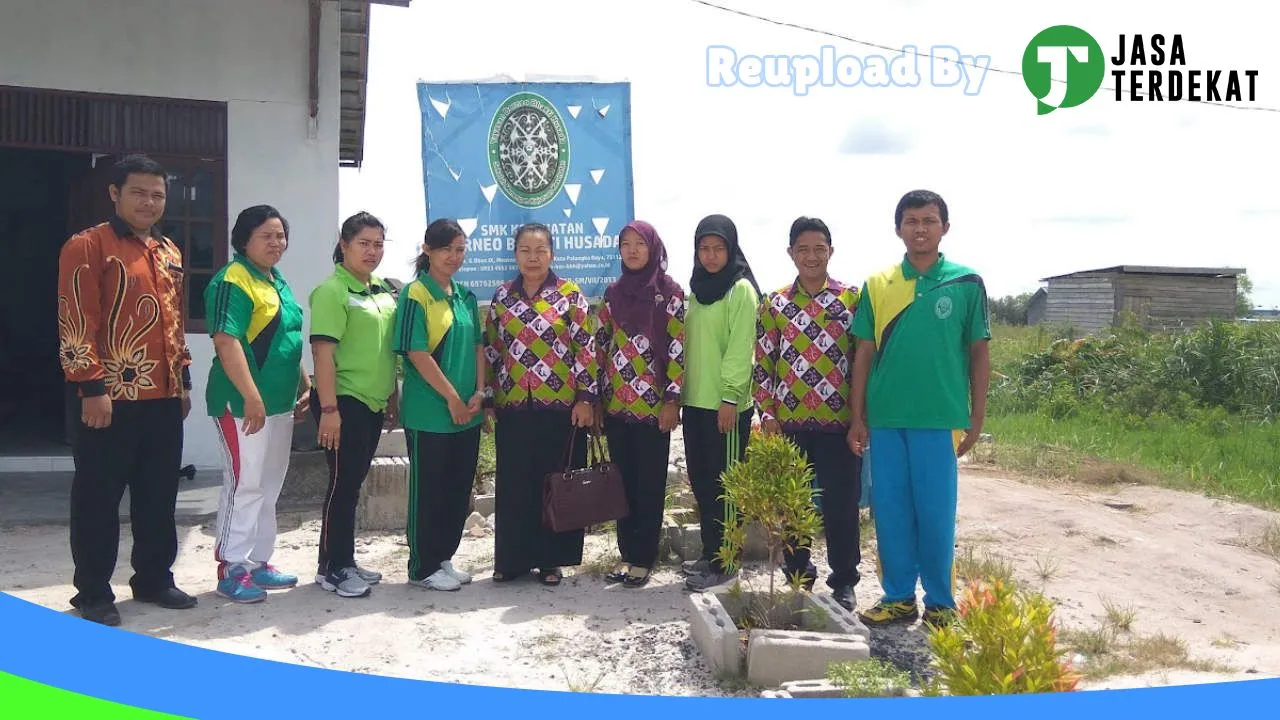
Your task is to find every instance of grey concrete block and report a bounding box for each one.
[473,493,495,516]
[688,588,873,688]
[355,456,409,532]
[806,592,872,642]
[759,690,793,698]
[778,679,847,698]
[375,429,407,457]
[687,591,742,678]
[662,520,702,561]
[746,630,870,688]
[663,519,772,563]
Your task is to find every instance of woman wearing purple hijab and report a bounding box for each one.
[592,220,687,587]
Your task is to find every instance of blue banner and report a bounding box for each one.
[417,80,635,300]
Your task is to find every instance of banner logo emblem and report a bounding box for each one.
[488,92,570,209]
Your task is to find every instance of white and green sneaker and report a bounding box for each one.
[410,568,461,592]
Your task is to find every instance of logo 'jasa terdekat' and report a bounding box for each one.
[1023,27,1260,115]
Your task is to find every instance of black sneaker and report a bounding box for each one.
[684,567,738,591]
[134,587,198,610]
[680,559,711,577]
[831,584,855,612]
[80,602,122,626]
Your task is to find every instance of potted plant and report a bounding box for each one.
[687,433,871,686]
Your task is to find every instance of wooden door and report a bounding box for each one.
[154,155,228,333]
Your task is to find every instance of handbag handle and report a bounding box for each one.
[560,428,610,470]
[559,427,579,471]
[588,433,608,464]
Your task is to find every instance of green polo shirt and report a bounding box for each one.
[393,271,483,434]
[851,253,990,430]
[308,264,398,413]
[204,254,304,418]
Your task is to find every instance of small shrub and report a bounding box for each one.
[827,658,913,698]
[716,432,823,600]
[927,579,1081,695]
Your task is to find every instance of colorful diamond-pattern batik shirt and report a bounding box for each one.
[593,290,687,425]
[753,277,860,434]
[484,272,599,412]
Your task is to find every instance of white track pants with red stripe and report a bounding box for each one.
[213,411,294,580]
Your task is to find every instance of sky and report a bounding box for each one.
[338,0,1280,309]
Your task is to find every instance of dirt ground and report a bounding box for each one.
[3,467,1279,696]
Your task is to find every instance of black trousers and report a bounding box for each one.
[781,430,863,589]
[69,397,183,607]
[310,391,384,574]
[603,416,670,569]
[405,426,482,582]
[493,408,586,574]
[682,406,753,573]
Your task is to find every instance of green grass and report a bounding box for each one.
[473,431,496,493]
[983,411,1280,508]
[981,320,1280,509]
[989,322,1059,369]
[827,658,914,698]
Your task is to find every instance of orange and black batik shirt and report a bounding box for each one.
[57,216,192,401]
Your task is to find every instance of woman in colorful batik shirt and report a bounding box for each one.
[680,214,761,592]
[593,220,686,588]
[483,223,599,586]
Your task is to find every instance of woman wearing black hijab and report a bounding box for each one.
[680,214,762,591]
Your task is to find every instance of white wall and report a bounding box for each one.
[1,0,342,470]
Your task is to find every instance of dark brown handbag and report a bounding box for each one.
[542,430,629,533]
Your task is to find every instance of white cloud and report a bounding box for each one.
[838,118,914,154]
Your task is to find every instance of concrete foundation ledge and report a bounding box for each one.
[375,429,407,457]
[356,456,409,532]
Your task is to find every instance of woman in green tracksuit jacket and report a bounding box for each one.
[679,214,761,591]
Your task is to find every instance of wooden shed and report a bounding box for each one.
[1036,266,1245,332]
[1026,288,1048,325]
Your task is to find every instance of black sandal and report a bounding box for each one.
[492,569,525,583]
[537,567,563,586]
[622,566,651,588]
[605,563,630,583]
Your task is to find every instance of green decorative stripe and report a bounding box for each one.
[0,671,190,718]
[723,425,740,524]
[407,430,421,580]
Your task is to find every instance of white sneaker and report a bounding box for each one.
[440,561,472,585]
[412,568,461,591]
